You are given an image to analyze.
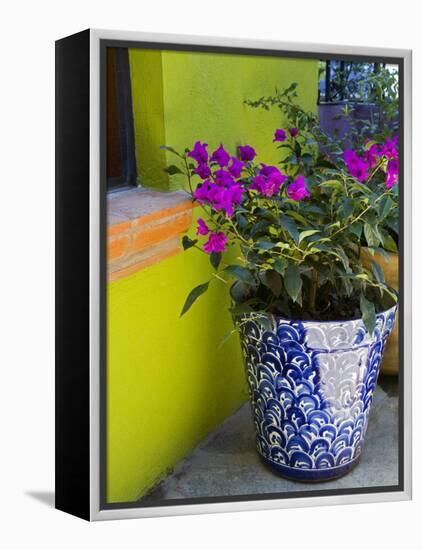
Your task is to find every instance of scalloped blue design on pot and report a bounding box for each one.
[236,303,397,482]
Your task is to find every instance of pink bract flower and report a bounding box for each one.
[214,169,235,187]
[344,149,370,182]
[238,145,256,162]
[193,178,244,218]
[203,232,228,254]
[364,143,381,168]
[228,156,245,178]
[210,144,230,167]
[188,141,208,164]
[273,128,287,142]
[287,175,311,201]
[386,158,398,189]
[250,165,287,197]
[380,137,398,160]
[194,163,211,179]
[196,218,210,236]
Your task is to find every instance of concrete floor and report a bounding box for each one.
[141,376,399,502]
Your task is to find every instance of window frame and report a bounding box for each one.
[106,47,137,192]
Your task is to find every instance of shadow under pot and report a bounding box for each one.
[234,301,397,482]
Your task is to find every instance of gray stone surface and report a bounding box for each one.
[141,377,398,502]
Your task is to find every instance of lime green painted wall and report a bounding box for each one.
[129,49,169,191]
[129,48,318,191]
[107,212,248,503]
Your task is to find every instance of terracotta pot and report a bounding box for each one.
[360,247,399,376]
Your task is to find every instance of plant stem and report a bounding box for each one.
[330,191,389,239]
[183,156,194,195]
[309,268,318,314]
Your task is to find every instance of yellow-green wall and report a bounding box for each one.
[107,49,318,503]
[107,212,248,503]
[129,48,319,191]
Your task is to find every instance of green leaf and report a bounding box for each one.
[360,294,376,335]
[180,282,210,316]
[280,215,299,244]
[382,234,398,253]
[333,246,350,272]
[364,223,380,248]
[320,179,343,190]
[303,204,326,216]
[298,229,320,244]
[224,265,256,286]
[261,270,282,297]
[287,153,298,165]
[160,145,182,157]
[210,252,222,270]
[255,241,277,250]
[164,165,183,175]
[182,236,197,250]
[349,222,362,239]
[371,260,385,285]
[285,210,309,225]
[378,195,394,220]
[342,198,355,219]
[316,158,337,169]
[273,257,288,275]
[250,219,271,236]
[284,264,302,303]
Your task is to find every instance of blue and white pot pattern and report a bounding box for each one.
[236,304,397,481]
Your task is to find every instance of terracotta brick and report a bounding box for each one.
[108,241,181,282]
[107,188,195,281]
[108,234,130,261]
[108,219,132,237]
[135,199,194,226]
[130,211,192,254]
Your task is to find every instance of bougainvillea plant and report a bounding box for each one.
[245,80,399,249]
[162,129,398,333]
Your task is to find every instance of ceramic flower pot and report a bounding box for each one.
[361,247,399,375]
[235,302,397,482]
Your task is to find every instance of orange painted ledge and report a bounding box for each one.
[108,188,194,282]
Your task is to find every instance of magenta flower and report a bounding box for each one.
[188,141,208,164]
[196,218,210,236]
[213,185,244,217]
[228,156,245,178]
[194,163,211,179]
[273,128,287,142]
[287,175,310,201]
[289,127,298,138]
[194,178,244,218]
[364,143,381,168]
[193,179,214,203]
[344,149,370,182]
[386,158,398,189]
[214,169,235,187]
[250,165,287,197]
[210,144,230,167]
[250,175,267,194]
[229,184,245,205]
[380,137,398,160]
[238,145,256,162]
[203,232,228,254]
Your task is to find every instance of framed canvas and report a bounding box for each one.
[55,28,412,521]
